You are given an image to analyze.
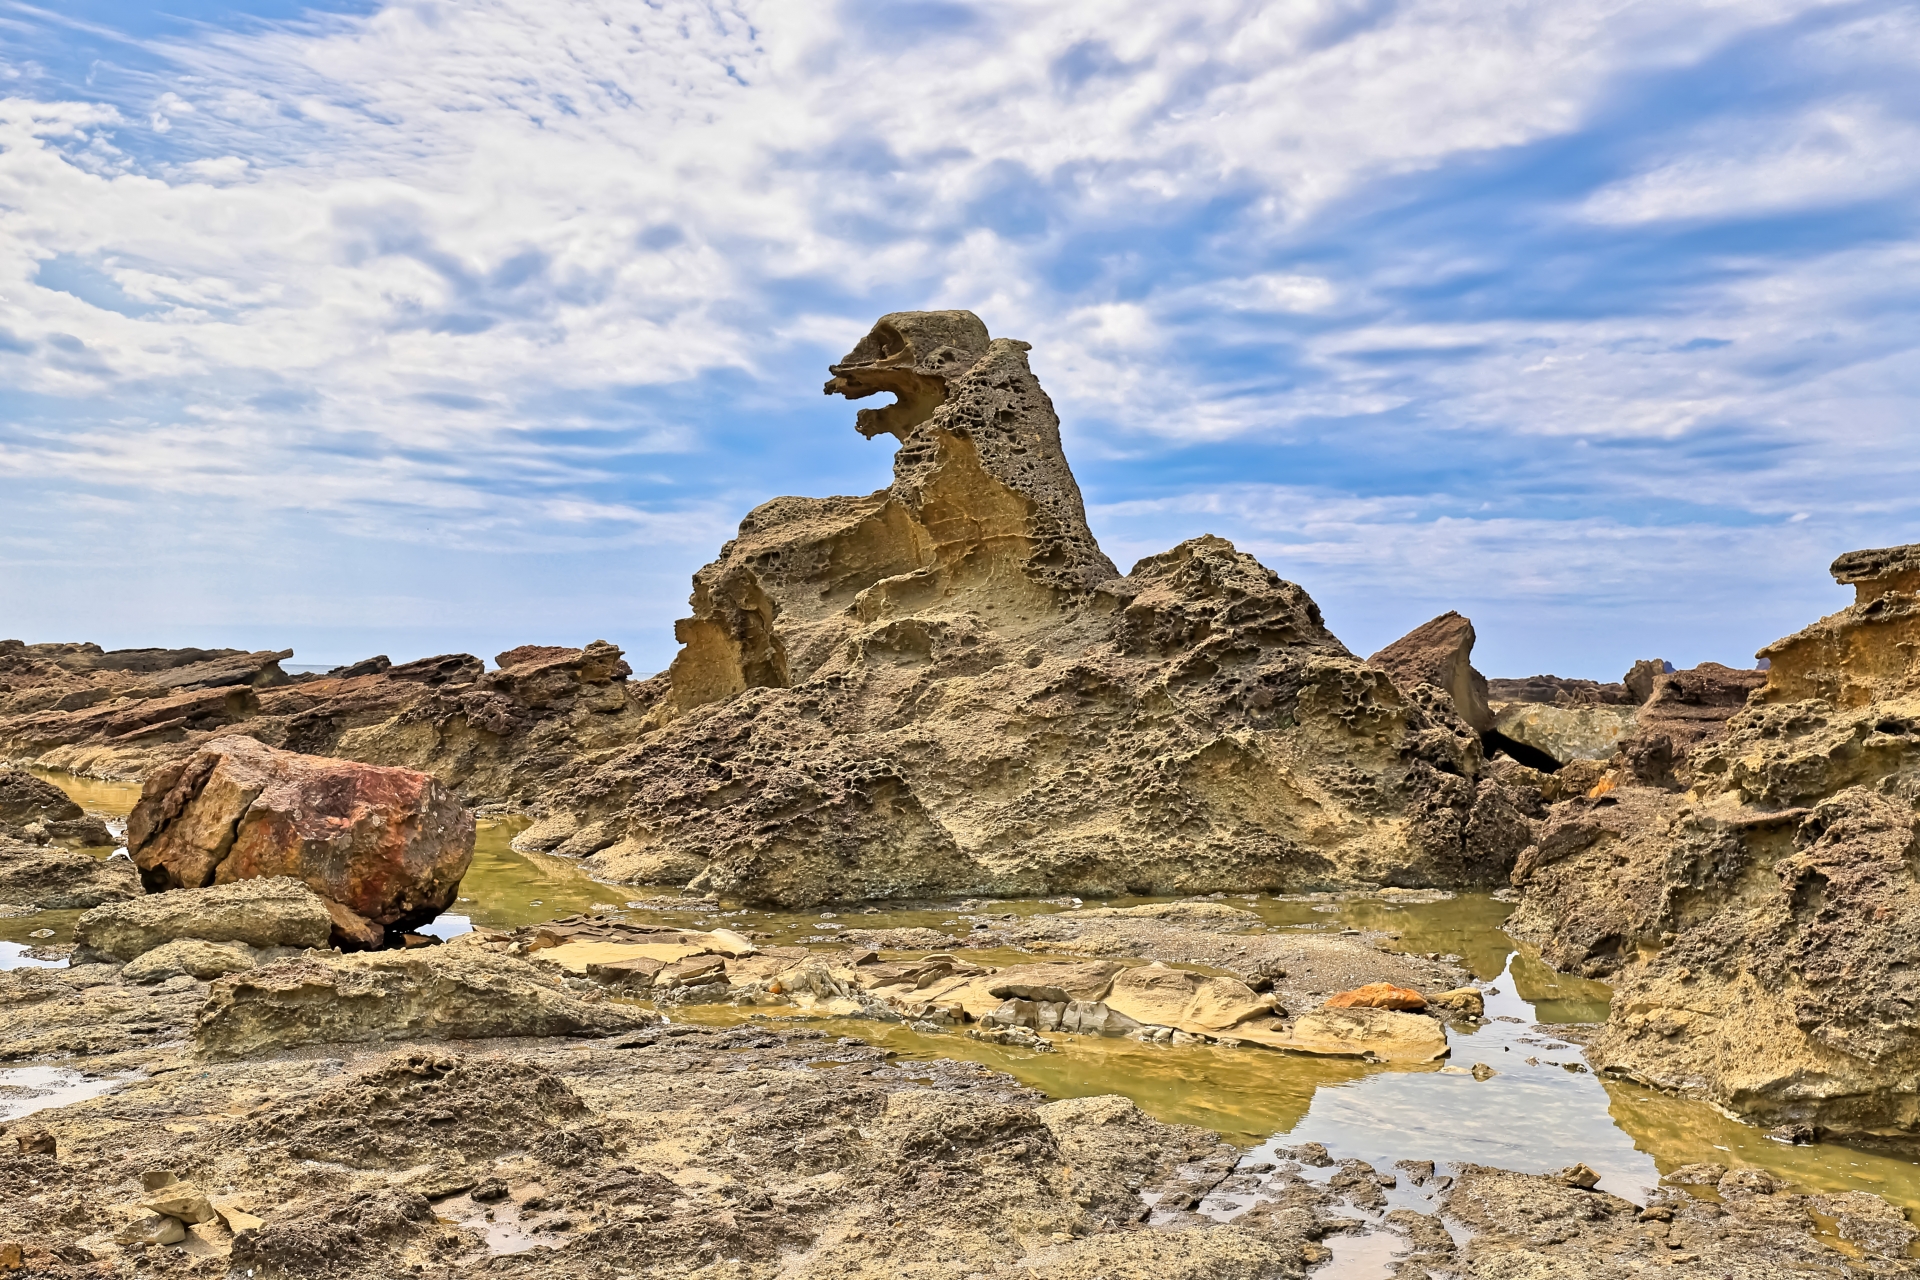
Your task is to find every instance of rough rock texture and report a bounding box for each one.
[1631,661,1768,756]
[1442,1162,1917,1276]
[0,765,111,845]
[194,947,658,1057]
[507,313,1531,905]
[1486,672,1647,706]
[0,838,138,909]
[128,735,473,937]
[1490,702,1638,765]
[73,876,333,961]
[0,644,291,775]
[2,640,654,817]
[1368,611,1492,733]
[1761,541,1920,708]
[121,937,260,983]
[1510,543,1920,1135]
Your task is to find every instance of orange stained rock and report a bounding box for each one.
[1323,982,1427,1011]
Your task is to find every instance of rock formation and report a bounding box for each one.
[1508,543,1920,1135]
[126,738,474,946]
[505,312,1533,904]
[1,639,654,818]
[0,765,111,845]
[0,316,1540,907]
[1367,611,1493,733]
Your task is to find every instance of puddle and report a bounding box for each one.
[0,1065,131,1121]
[0,940,70,970]
[1317,1227,1409,1279]
[24,768,1920,1218]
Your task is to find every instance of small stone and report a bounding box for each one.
[143,1180,217,1225]
[1430,987,1485,1017]
[1556,1162,1601,1190]
[112,1209,187,1247]
[471,1178,510,1203]
[0,1242,21,1271]
[1322,982,1427,1011]
[211,1196,265,1233]
[1471,1062,1496,1081]
[13,1129,54,1156]
[1637,1205,1674,1222]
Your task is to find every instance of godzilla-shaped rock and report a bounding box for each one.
[127,737,473,942]
[512,312,1530,904]
[1508,543,1920,1135]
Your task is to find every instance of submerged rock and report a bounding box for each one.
[127,735,473,942]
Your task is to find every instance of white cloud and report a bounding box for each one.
[1581,103,1920,224]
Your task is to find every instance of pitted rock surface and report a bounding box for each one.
[509,313,1531,905]
[1511,542,1920,1135]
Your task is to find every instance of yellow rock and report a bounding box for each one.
[534,940,704,973]
[1255,1007,1450,1063]
[141,1181,216,1225]
[211,1197,264,1234]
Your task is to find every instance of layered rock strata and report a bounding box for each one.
[1,640,653,817]
[1508,543,1920,1135]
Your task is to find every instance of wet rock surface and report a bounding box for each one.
[0,837,137,910]
[0,765,112,845]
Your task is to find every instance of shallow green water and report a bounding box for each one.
[19,770,1920,1217]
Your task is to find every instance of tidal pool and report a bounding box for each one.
[23,769,1920,1218]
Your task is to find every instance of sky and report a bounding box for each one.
[2,0,1917,679]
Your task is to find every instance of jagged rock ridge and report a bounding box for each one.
[1507,541,1920,1135]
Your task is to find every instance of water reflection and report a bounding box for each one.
[21,768,1920,1216]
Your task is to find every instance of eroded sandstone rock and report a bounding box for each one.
[1369,611,1492,733]
[74,875,332,961]
[0,837,137,909]
[127,735,473,940]
[194,948,658,1057]
[508,313,1530,904]
[0,766,111,845]
[1510,542,1920,1135]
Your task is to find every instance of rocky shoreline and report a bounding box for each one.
[6,311,1920,1276]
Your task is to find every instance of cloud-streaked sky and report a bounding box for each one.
[3,0,1917,678]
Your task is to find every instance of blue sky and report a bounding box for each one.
[3,0,1917,678]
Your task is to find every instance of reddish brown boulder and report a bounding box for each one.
[1369,612,1493,733]
[1322,982,1428,1011]
[127,736,473,945]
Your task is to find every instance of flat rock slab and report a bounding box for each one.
[1231,1006,1450,1063]
[74,876,332,961]
[194,945,658,1058]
